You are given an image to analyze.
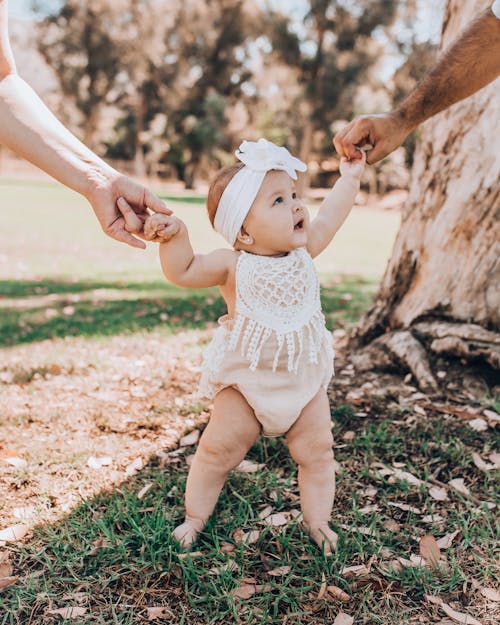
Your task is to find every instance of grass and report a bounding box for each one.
[0,276,375,347]
[0,179,400,281]
[1,179,498,624]
[1,408,498,624]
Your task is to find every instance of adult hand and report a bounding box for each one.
[333,112,413,165]
[85,169,171,249]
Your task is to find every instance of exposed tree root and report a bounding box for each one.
[349,321,499,393]
[413,321,500,369]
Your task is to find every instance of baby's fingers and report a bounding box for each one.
[156,221,180,242]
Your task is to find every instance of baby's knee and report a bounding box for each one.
[197,436,246,470]
[289,434,334,468]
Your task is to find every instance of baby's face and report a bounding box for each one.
[241,170,309,256]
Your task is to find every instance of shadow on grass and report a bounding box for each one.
[0,277,376,347]
[1,409,497,624]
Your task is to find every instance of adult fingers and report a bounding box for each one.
[364,140,390,165]
[117,197,144,233]
[334,119,370,159]
[144,188,172,215]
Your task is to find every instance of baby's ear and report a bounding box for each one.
[236,226,254,245]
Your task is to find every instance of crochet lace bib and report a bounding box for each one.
[227,247,326,372]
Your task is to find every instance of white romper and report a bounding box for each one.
[198,247,335,437]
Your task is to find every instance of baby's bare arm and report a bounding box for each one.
[144,214,234,288]
[307,155,365,258]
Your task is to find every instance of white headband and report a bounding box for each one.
[214,138,307,245]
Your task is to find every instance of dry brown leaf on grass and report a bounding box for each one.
[46,607,88,618]
[233,583,270,599]
[420,534,441,570]
[258,505,274,520]
[209,559,238,575]
[471,452,499,472]
[333,612,354,625]
[146,606,173,620]
[429,486,449,501]
[341,564,370,579]
[233,529,260,545]
[179,430,200,447]
[425,595,483,625]
[479,587,500,602]
[265,513,288,527]
[125,457,143,476]
[0,576,18,591]
[326,586,351,602]
[0,524,29,545]
[448,478,470,497]
[267,565,291,576]
[436,530,460,550]
[137,483,153,500]
[317,572,327,600]
[235,459,265,473]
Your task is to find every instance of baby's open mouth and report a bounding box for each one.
[294,219,304,231]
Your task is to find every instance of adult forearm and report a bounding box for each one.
[0,73,116,197]
[395,8,500,131]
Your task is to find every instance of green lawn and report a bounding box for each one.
[0,178,400,282]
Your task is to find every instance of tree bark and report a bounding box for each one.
[353,0,500,389]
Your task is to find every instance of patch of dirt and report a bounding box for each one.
[0,330,213,527]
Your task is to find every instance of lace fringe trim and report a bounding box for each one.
[227,309,328,373]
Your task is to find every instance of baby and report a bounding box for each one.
[143,139,365,554]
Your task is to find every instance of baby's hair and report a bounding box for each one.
[206,162,245,227]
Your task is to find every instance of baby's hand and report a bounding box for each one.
[339,150,366,180]
[144,213,181,243]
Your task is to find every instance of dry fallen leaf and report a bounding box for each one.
[179,430,200,447]
[471,452,498,472]
[387,502,422,514]
[87,456,112,469]
[326,585,351,602]
[436,530,460,550]
[479,586,500,602]
[317,572,327,600]
[429,486,448,501]
[46,607,88,618]
[333,612,354,625]
[233,583,269,599]
[0,576,18,591]
[448,478,470,497]
[265,513,288,527]
[0,524,29,545]
[137,483,153,500]
[258,505,273,520]
[235,459,265,473]
[425,595,483,625]
[146,606,172,620]
[125,457,143,476]
[468,418,488,432]
[267,565,291,576]
[209,559,238,575]
[420,535,441,570]
[341,564,370,578]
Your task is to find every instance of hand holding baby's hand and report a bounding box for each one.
[339,150,366,180]
[144,214,181,243]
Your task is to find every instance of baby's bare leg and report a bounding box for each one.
[285,389,337,554]
[173,387,261,547]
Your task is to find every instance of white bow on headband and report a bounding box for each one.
[214,138,307,246]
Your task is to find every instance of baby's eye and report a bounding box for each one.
[273,196,283,205]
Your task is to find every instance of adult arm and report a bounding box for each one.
[334,6,500,164]
[0,0,170,248]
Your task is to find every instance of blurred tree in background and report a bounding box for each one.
[33,0,437,188]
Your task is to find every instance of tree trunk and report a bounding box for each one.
[352,0,500,390]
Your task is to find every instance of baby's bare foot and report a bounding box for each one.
[305,523,338,555]
[172,517,205,549]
